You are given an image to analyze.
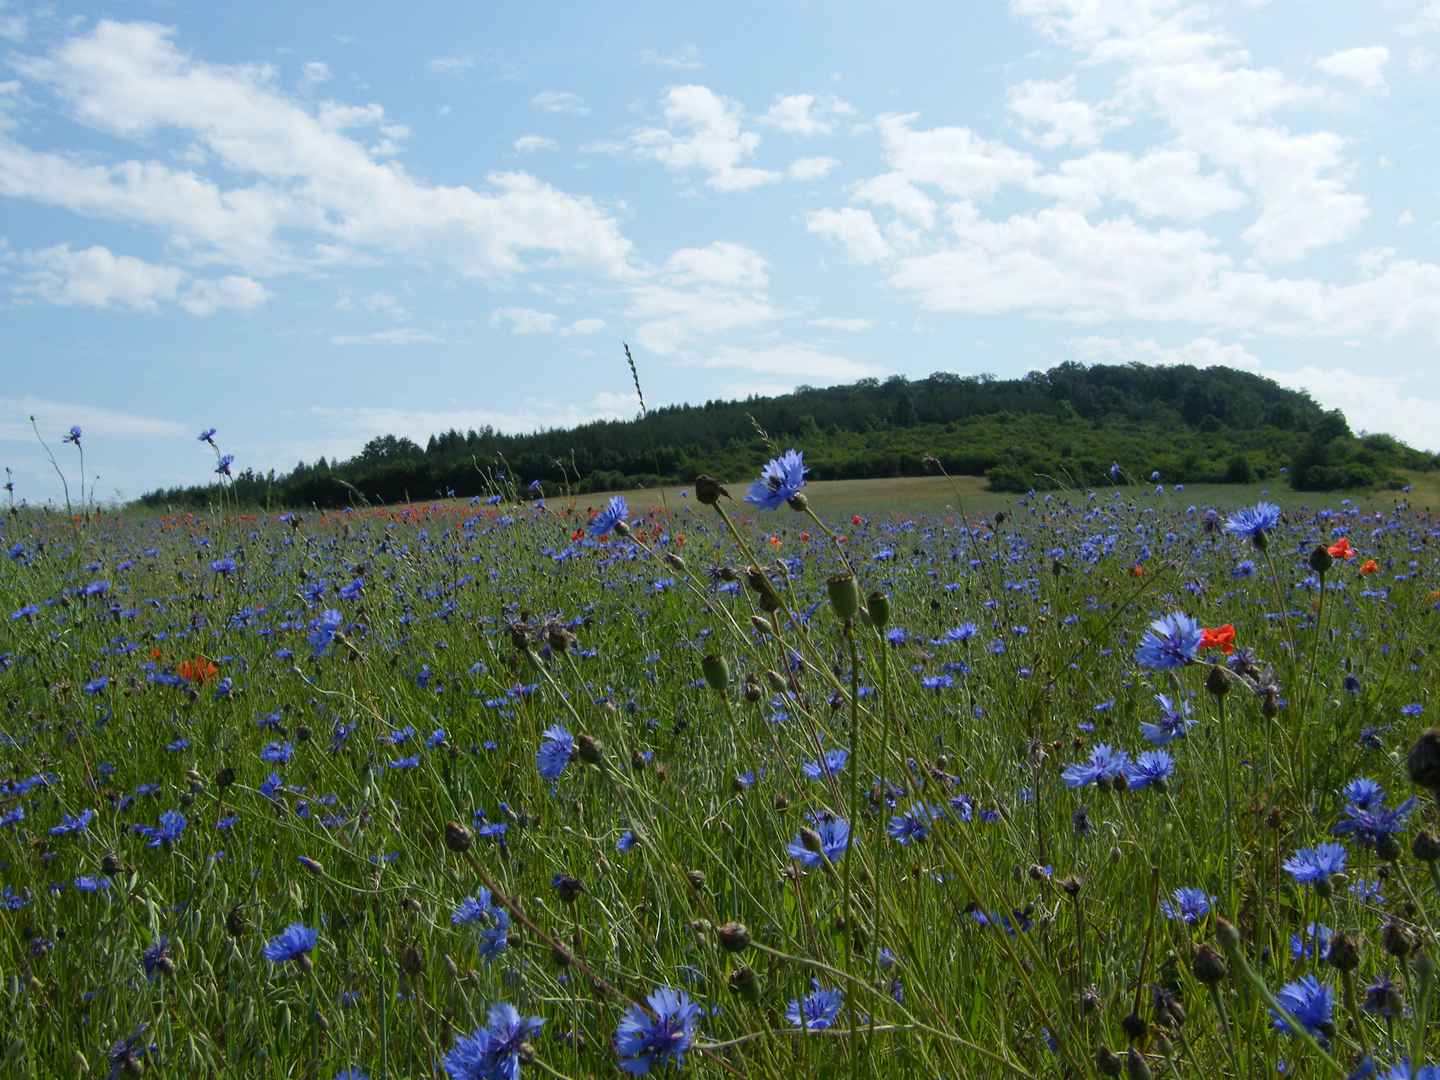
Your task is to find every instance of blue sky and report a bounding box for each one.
[3,0,1440,503]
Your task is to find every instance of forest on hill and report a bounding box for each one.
[138,361,1437,509]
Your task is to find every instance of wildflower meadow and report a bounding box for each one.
[3,430,1439,1080]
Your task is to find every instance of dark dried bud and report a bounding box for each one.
[1413,829,1440,863]
[1205,664,1231,697]
[1059,874,1084,898]
[1326,932,1361,972]
[546,621,577,653]
[773,793,790,812]
[743,679,763,704]
[728,965,761,1004]
[1096,1045,1123,1077]
[1375,832,1403,863]
[1125,1047,1153,1080]
[1406,728,1440,793]
[1191,942,1228,985]
[1308,544,1334,574]
[1261,689,1280,719]
[694,475,731,506]
[295,725,312,743]
[827,573,861,622]
[701,654,730,691]
[716,922,751,953]
[102,853,122,876]
[400,945,424,976]
[1121,1010,1147,1043]
[553,876,585,904]
[225,904,249,938]
[685,870,707,892]
[576,734,604,765]
[1383,921,1415,959]
[444,821,473,853]
[552,944,572,968]
[215,766,236,789]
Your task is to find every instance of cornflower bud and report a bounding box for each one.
[1191,942,1228,985]
[1308,544,1334,574]
[1406,728,1440,794]
[716,922,751,953]
[576,734,604,765]
[728,965,761,1004]
[444,821,473,853]
[1205,664,1231,697]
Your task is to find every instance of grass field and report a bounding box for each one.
[1,460,1438,1080]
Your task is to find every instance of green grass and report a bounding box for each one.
[0,477,1437,1080]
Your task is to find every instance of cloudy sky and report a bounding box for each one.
[3,0,1440,503]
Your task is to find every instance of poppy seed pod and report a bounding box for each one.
[827,573,861,622]
[1308,544,1334,574]
[694,475,730,506]
[866,591,890,630]
[1406,729,1440,793]
[1205,664,1231,697]
[701,654,730,692]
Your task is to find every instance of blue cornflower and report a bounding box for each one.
[1332,797,1417,851]
[1061,744,1132,789]
[80,579,109,597]
[1362,973,1404,1019]
[426,728,447,749]
[888,802,938,845]
[920,674,953,692]
[939,623,978,644]
[262,922,319,968]
[617,830,640,852]
[589,496,628,538]
[198,428,216,444]
[801,749,848,780]
[216,454,234,476]
[50,809,94,837]
[536,724,574,782]
[1140,694,1195,745]
[1380,1063,1440,1080]
[142,937,171,978]
[1159,887,1213,924]
[452,889,495,926]
[1134,612,1202,672]
[614,986,700,1074]
[786,981,844,1030]
[333,1069,369,1080]
[478,907,511,965]
[64,425,82,445]
[1290,922,1332,962]
[1232,559,1257,578]
[389,754,421,770]
[308,609,345,658]
[1402,703,1424,717]
[786,817,852,868]
[1125,750,1174,790]
[1224,502,1281,546]
[210,557,237,576]
[743,449,808,512]
[443,1002,546,1080]
[82,676,109,695]
[339,579,363,600]
[1271,975,1333,1043]
[105,1024,157,1080]
[1283,843,1347,887]
[885,627,907,644]
[1,806,23,827]
[139,809,187,849]
[1343,778,1385,809]
[1344,674,1362,694]
[261,741,294,764]
[74,875,110,892]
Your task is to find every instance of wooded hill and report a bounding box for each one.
[138,362,1436,509]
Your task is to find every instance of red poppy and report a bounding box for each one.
[768,536,782,547]
[851,515,862,526]
[1199,624,1236,654]
[1358,559,1379,577]
[1327,537,1355,561]
[1128,565,1144,577]
[177,658,218,684]
[800,532,811,541]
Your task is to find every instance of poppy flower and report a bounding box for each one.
[1128,565,1144,577]
[1327,538,1355,561]
[177,658,219,684]
[1199,624,1236,655]
[801,532,811,541]
[1358,560,1379,577]
[768,536,782,547]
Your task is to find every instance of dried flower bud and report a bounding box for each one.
[1205,664,1232,697]
[1121,1010,1147,1042]
[1407,728,1440,793]
[1125,1047,1153,1080]
[215,766,236,789]
[716,922,751,953]
[685,870,707,892]
[764,669,788,694]
[1096,1045,1123,1077]
[1382,921,1415,959]
[694,475,730,506]
[225,904,249,938]
[444,821,473,853]
[400,945,424,976]
[576,734,604,766]
[743,679,763,704]
[1326,932,1361,971]
[1190,942,1228,985]
[1414,829,1440,863]
[1308,544,1334,574]
[663,552,685,571]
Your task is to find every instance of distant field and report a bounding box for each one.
[565,470,1440,521]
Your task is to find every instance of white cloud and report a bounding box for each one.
[808,317,874,331]
[181,275,269,315]
[875,113,1038,199]
[21,243,184,309]
[330,328,445,345]
[1068,334,1262,371]
[0,7,25,43]
[664,241,768,289]
[694,343,878,381]
[1006,76,1122,147]
[805,207,892,264]
[1410,48,1434,73]
[1035,149,1247,220]
[300,61,332,88]
[0,395,190,442]
[1317,46,1390,93]
[789,156,838,181]
[640,47,701,70]
[1270,365,1440,452]
[531,91,588,115]
[312,392,639,446]
[631,85,782,192]
[1,22,634,281]
[759,93,854,136]
[427,55,475,74]
[514,135,558,154]
[560,317,605,336]
[626,241,785,355]
[489,306,559,334]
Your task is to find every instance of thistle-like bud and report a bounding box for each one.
[225,904,249,938]
[1406,728,1440,793]
[1308,544,1334,574]
[1416,951,1439,982]
[716,922,751,953]
[1376,832,1403,863]
[1205,664,1231,697]
[764,669,788,694]
[546,621,577,653]
[1252,528,1269,552]
[295,725,313,743]
[743,679,763,704]
[827,574,861,622]
[798,826,823,854]
[576,734,604,766]
[787,491,808,511]
[1125,1048,1153,1080]
[1191,942,1228,985]
[694,475,730,506]
[1326,932,1361,972]
[1261,689,1280,719]
[1214,918,1242,955]
[444,821,473,853]
[1413,829,1440,863]
[728,965,761,1005]
[1121,1010,1147,1042]
[664,552,685,571]
[685,870,707,892]
[1096,1045,1123,1077]
[701,654,730,692]
[745,567,781,612]
[102,853,123,876]
[866,591,890,630]
[613,520,631,538]
[553,876,585,904]
[749,615,772,636]
[400,944,424,976]
[215,766,236,789]
[1059,874,1084,898]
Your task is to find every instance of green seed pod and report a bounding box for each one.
[728,965,762,1004]
[1308,543,1334,574]
[701,654,730,692]
[1205,664,1231,697]
[827,573,861,622]
[866,591,890,631]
